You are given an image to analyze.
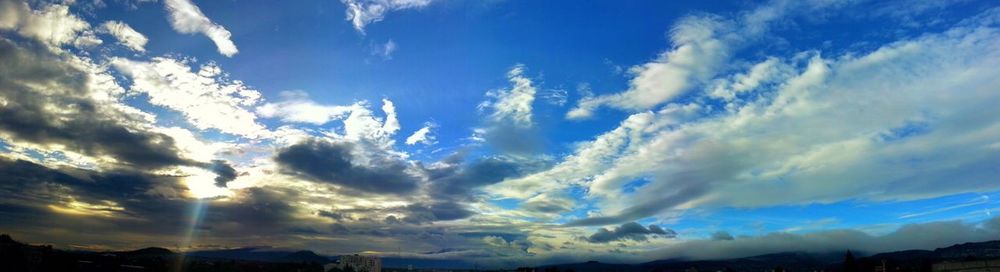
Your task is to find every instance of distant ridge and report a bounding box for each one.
[119,247,175,256]
[540,239,1000,272]
[3,233,1000,271]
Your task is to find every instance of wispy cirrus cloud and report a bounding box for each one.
[342,0,433,33]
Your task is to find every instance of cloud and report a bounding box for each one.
[707,57,793,102]
[342,0,433,33]
[711,231,735,241]
[0,38,193,170]
[402,202,474,224]
[256,90,356,125]
[486,111,668,199]
[566,15,731,119]
[584,222,676,243]
[578,11,1000,225]
[98,20,147,52]
[539,88,568,106]
[0,1,101,50]
[111,57,269,138]
[372,39,397,60]
[208,160,237,187]
[520,193,575,215]
[163,0,238,57]
[427,156,529,202]
[642,217,1000,261]
[480,64,537,128]
[564,0,860,120]
[274,139,420,195]
[405,122,437,145]
[477,65,543,155]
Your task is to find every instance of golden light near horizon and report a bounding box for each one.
[48,198,125,217]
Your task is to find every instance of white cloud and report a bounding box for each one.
[479,64,537,128]
[565,0,862,120]
[163,0,238,57]
[342,0,433,33]
[0,1,101,50]
[256,91,356,125]
[112,57,269,138]
[372,39,397,60]
[566,16,731,120]
[405,122,437,145]
[487,6,1000,227]
[707,57,793,102]
[99,20,148,52]
[533,9,1000,226]
[342,99,402,149]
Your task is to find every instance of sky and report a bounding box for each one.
[1,0,1000,268]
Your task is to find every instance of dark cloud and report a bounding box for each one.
[481,122,543,156]
[0,157,322,248]
[402,202,475,224]
[0,158,174,207]
[274,139,419,194]
[204,187,304,234]
[0,157,194,242]
[584,222,677,243]
[413,156,533,222]
[318,210,344,221]
[208,160,238,187]
[0,38,198,170]
[429,157,523,199]
[711,231,735,241]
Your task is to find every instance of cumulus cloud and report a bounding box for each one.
[477,65,543,155]
[480,64,537,128]
[163,0,238,57]
[584,222,676,243]
[405,122,437,145]
[342,0,433,33]
[0,38,191,170]
[98,20,147,52]
[566,15,731,119]
[0,1,101,50]
[111,58,269,138]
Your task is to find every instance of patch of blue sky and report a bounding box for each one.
[669,190,1000,239]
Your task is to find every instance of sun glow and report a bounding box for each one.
[181,166,233,199]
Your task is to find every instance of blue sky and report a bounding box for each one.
[1,0,1000,267]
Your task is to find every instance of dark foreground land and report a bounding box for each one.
[0,234,325,272]
[3,233,1000,272]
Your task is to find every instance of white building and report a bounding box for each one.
[335,254,381,272]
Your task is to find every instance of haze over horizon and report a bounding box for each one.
[1,0,1000,268]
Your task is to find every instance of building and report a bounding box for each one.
[337,254,382,272]
[932,259,1000,272]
